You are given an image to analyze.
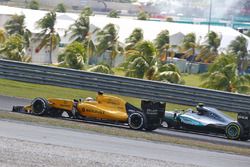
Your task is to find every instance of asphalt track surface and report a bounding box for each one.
[1,119,250,167]
[0,95,250,148]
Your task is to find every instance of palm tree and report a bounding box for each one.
[107,10,120,18]
[137,11,149,20]
[0,34,31,62]
[96,23,123,67]
[180,33,200,73]
[228,35,248,74]
[125,28,143,50]
[0,29,7,44]
[66,15,90,42]
[87,64,114,74]
[57,41,86,69]
[146,63,184,84]
[201,53,250,93]
[181,32,197,59]
[36,11,60,64]
[4,14,31,47]
[197,31,221,63]
[55,3,66,13]
[66,14,99,64]
[124,40,156,79]
[154,30,170,61]
[29,0,39,10]
[81,6,93,16]
[124,40,183,84]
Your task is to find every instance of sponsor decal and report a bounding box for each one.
[180,117,204,126]
[238,115,249,120]
[146,109,158,115]
[59,101,71,108]
[81,108,104,114]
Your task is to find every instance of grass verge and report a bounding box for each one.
[0,78,238,119]
[0,78,197,110]
[0,111,249,156]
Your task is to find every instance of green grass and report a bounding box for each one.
[0,78,137,106]
[0,78,237,119]
[0,78,193,110]
[113,67,126,76]
[182,74,202,87]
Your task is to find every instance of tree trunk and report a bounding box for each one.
[49,35,52,64]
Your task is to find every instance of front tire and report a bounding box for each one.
[31,97,49,116]
[128,112,144,130]
[225,122,242,140]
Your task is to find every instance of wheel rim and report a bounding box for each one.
[227,123,240,139]
[228,126,238,137]
[129,113,143,129]
[33,100,45,114]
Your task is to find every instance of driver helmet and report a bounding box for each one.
[197,103,205,115]
[86,97,94,101]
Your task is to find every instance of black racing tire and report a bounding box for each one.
[173,120,181,129]
[144,125,159,131]
[31,97,49,116]
[145,118,162,131]
[240,136,249,141]
[128,112,145,130]
[165,121,173,128]
[48,108,62,117]
[225,122,242,140]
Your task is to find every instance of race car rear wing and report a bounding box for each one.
[238,112,250,139]
[141,100,166,130]
[141,100,166,118]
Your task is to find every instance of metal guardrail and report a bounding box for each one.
[0,59,249,113]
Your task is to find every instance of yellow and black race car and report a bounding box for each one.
[12,91,166,131]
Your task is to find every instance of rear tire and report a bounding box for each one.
[144,125,158,131]
[31,97,49,116]
[225,122,242,140]
[128,112,144,130]
[240,136,249,141]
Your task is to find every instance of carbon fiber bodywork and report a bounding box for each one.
[164,104,250,141]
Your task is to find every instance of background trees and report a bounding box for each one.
[96,23,123,66]
[154,30,170,61]
[67,15,90,42]
[0,29,7,44]
[87,64,114,74]
[123,40,183,84]
[0,34,31,62]
[137,11,149,20]
[1,9,248,93]
[4,14,31,48]
[81,6,93,16]
[107,10,120,18]
[29,0,39,10]
[201,53,250,93]
[125,28,143,50]
[197,31,221,63]
[36,11,60,64]
[181,33,197,59]
[55,3,66,13]
[124,40,156,79]
[228,35,249,74]
[57,41,86,69]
